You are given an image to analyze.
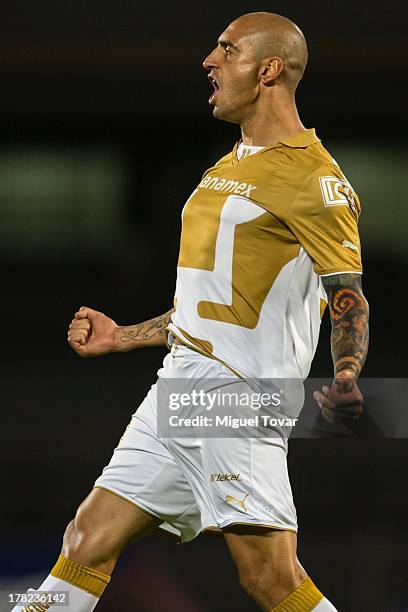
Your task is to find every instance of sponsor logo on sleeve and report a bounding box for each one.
[319,176,357,213]
[342,239,359,251]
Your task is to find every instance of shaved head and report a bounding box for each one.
[229,12,308,93]
[203,11,308,127]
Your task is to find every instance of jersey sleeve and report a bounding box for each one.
[286,166,363,276]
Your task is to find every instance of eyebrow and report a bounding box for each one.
[217,38,239,51]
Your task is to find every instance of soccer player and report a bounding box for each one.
[12,12,369,612]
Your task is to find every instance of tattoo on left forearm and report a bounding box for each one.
[322,273,369,378]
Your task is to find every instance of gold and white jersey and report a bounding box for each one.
[167,129,362,379]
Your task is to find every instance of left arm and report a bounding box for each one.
[314,273,369,423]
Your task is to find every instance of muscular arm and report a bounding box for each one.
[68,306,175,357]
[313,273,369,424]
[322,273,369,379]
[116,308,175,351]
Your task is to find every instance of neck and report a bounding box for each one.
[240,91,306,146]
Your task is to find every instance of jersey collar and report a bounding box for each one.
[278,128,320,148]
[232,128,320,164]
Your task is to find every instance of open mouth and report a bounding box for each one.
[208,75,219,104]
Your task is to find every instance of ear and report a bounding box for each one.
[259,57,284,85]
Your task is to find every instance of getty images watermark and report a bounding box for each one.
[157,378,408,439]
[167,387,297,432]
[168,387,282,410]
[157,378,304,438]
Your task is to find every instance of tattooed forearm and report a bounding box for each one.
[322,273,369,378]
[118,308,175,350]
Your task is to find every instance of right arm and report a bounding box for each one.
[68,306,174,357]
[117,309,175,352]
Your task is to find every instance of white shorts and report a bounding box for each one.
[94,344,297,542]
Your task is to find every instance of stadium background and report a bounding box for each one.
[1,1,407,610]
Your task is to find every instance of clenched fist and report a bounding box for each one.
[67,306,119,357]
[313,372,364,424]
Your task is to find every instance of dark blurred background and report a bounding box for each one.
[1,1,407,611]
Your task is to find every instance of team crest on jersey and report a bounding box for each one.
[319,176,357,213]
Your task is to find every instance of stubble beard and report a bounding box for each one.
[212,79,258,125]
[212,93,243,125]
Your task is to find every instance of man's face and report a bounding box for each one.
[203,21,261,124]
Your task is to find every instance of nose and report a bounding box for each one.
[203,48,218,71]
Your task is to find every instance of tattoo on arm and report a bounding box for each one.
[119,308,175,348]
[322,273,369,378]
